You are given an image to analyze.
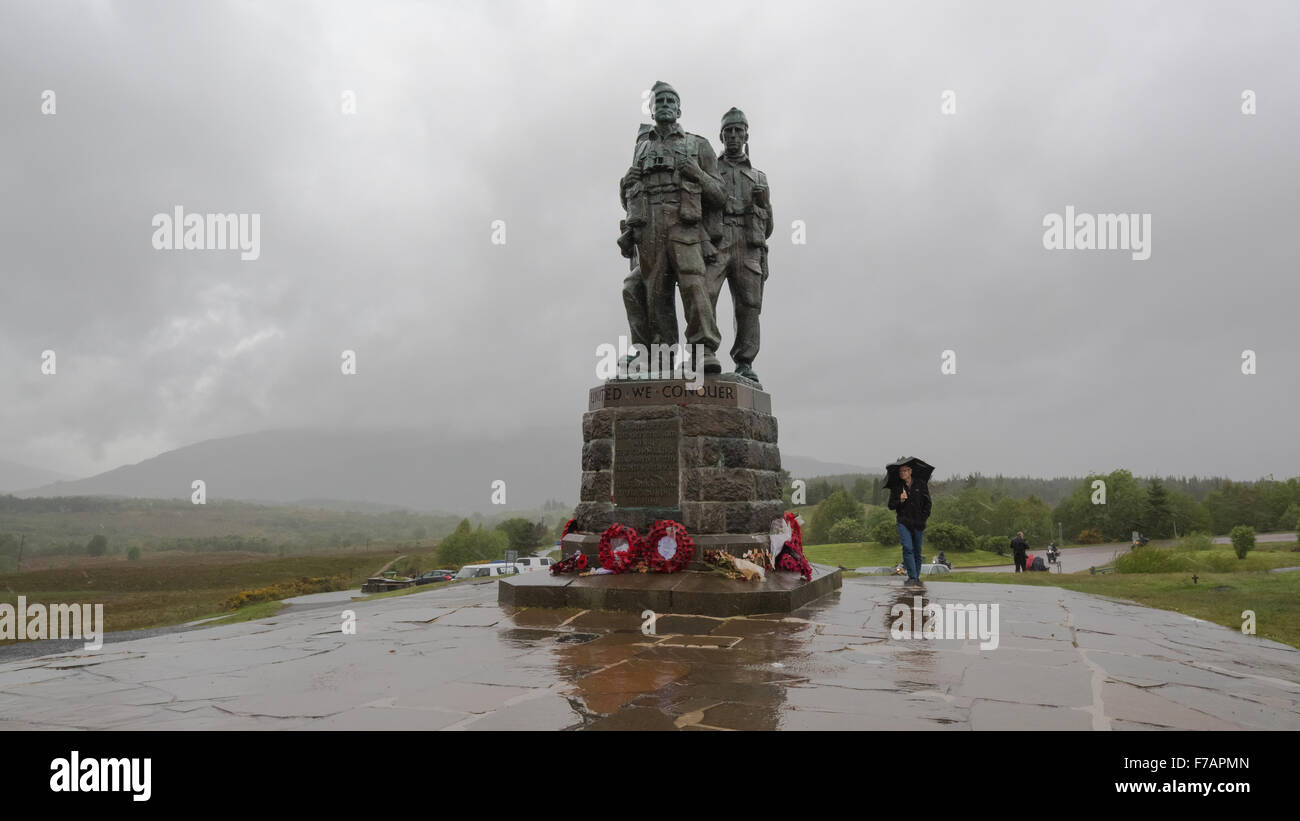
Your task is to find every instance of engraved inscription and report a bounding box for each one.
[588,380,751,411]
[613,418,680,507]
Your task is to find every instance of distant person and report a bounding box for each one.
[888,464,932,587]
[1010,531,1029,573]
[935,551,951,569]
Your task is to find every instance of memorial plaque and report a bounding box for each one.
[588,377,771,413]
[612,418,680,507]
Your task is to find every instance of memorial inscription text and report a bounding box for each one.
[612,418,680,507]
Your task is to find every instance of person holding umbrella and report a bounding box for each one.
[885,457,934,588]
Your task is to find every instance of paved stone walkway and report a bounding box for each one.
[1,576,1296,730]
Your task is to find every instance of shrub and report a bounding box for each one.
[223,575,347,611]
[1199,552,1238,573]
[1229,525,1255,559]
[1116,548,1185,573]
[828,517,871,544]
[1174,531,1214,552]
[86,534,108,557]
[1076,529,1104,544]
[975,534,1004,555]
[127,546,141,561]
[925,522,976,552]
[865,507,898,546]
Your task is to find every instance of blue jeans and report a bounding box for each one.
[898,523,924,580]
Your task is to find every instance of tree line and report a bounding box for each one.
[802,470,1300,549]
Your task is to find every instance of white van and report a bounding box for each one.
[514,556,553,573]
[455,563,519,579]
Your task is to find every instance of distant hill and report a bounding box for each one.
[18,428,576,515]
[782,454,872,478]
[0,460,72,494]
[17,428,871,516]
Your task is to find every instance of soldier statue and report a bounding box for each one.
[619,81,727,375]
[707,107,773,386]
[617,125,677,368]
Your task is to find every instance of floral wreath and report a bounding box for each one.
[549,518,588,574]
[645,519,694,573]
[775,511,812,581]
[598,523,644,573]
[550,550,588,575]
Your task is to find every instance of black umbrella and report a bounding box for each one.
[883,456,935,490]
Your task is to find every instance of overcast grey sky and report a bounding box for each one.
[2,0,1297,483]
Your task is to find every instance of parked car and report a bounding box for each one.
[455,563,519,579]
[513,556,553,573]
[415,570,456,585]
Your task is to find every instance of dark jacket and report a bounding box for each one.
[888,481,931,531]
[1010,535,1028,554]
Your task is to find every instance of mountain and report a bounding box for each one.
[18,428,575,515]
[782,454,874,478]
[0,460,73,494]
[17,428,865,515]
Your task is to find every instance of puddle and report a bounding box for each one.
[556,633,599,645]
[498,628,559,644]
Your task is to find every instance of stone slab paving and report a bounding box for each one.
[0,576,1297,730]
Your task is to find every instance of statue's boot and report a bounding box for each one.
[701,350,722,374]
[734,362,760,386]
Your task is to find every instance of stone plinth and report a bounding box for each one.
[499,564,842,617]
[573,374,785,569]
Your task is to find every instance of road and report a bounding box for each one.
[964,542,1132,573]
[964,532,1296,574]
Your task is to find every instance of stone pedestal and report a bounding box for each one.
[499,562,842,617]
[569,373,785,570]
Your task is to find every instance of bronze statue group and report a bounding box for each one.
[617,81,773,387]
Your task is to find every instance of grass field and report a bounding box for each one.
[804,542,1006,568]
[935,569,1300,649]
[825,537,1300,647]
[0,495,462,565]
[0,548,398,639]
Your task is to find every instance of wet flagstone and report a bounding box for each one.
[0,576,1297,730]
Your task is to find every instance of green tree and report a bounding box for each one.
[496,517,540,554]
[1053,470,1148,542]
[1144,478,1172,538]
[1167,489,1211,536]
[1207,481,1258,534]
[87,534,108,557]
[865,507,898,545]
[437,519,476,566]
[808,489,862,545]
[852,477,870,504]
[808,479,833,506]
[127,546,141,561]
[1280,502,1300,534]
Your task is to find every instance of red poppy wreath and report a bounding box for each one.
[644,519,694,573]
[597,523,643,573]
